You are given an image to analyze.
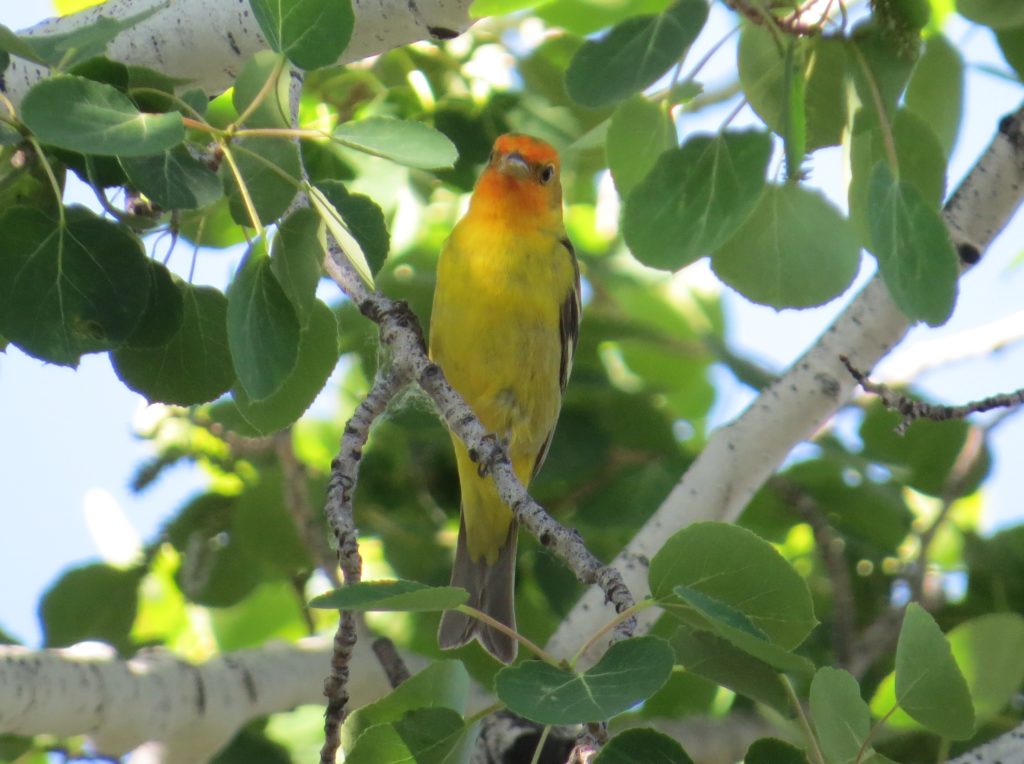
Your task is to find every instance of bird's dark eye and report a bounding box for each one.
[540,164,556,184]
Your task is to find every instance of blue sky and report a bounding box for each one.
[2,1,1024,648]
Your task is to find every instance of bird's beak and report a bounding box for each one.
[498,151,530,178]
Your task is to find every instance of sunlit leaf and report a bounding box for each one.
[250,0,354,70]
[712,183,861,309]
[21,75,183,156]
[606,95,676,198]
[332,117,458,169]
[809,667,871,764]
[895,603,974,739]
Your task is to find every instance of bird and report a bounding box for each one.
[429,133,581,663]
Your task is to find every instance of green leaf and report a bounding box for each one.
[782,40,807,179]
[270,207,325,322]
[957,0,1024,28]
[867,161,958,326]
[233,50,290,129]
[895,603,974,739]
[809,667,871,764]
[738,26,846,150]
[848,108,947,248]
[229,300,340,435]
[593,728,694,764]
[947,613,1024,724]
[332,117,458,169]
[847,22,919,120]
[649,522,817,650]
[21,75,184,157]
[40,563,143,652]
[345,708,470,764]
[308,183,375,288]
[711,183,860,309]
[309,580,469,612]
[623,130,771,270]
[606,95,676,198]
[495,636,674,725]
[226,239,301,401]
[670,626,790,712]
[124,260,184,349]
[112,284,236,405]
[565,0,708,108]
[342,661,470,752]
[224,137,301,226]
[0,206,150,366]
[744,738,809,764]
[211,580,308,652]
[0,6,162,70]
[213,727,292,764]
[250,0,354,70]
[232,470,313,574]
[905,34,963,156]
[314,181,390,276]
[673,586,769,642]
[121,146,223,210]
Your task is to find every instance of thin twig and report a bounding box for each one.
[321,240,637,636]
[371,638,411,688]
[320,368,406,764]
[841,355,1024,434]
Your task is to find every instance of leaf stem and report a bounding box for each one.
[856,702,898,763]
[782,675,826,764]
[465,701,504,726]
[220,142,264,236]
[233,53,288,129]
[570,600,652,669]
[27,137,65,225]
[456,605,560,665]
[849,43,899,177]
[530,725,553,764]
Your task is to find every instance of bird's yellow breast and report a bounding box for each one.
[429,210,576,561]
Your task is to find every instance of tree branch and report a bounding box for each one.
[0,638,390,764]
[2,0,473,105]
[320,241,637,636]
[948,721,1024,764]
[548,103,1024,663]
[841,355,1024,434]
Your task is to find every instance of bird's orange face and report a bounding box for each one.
[472,133,563,220]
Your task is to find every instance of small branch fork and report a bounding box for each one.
[841,355,1024,434]
[317,242,636,759]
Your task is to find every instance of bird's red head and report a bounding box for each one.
[471,133,563,220]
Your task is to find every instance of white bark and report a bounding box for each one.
[0,637,394,762]
[948,721,1024,764]
[2,0,473,105]
[547,105,1024,664]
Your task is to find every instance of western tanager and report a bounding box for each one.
[430,133,581,663]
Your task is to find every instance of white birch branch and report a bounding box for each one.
[1,0,473,105]
[547,104,1024,663]
[948,721,1024,764]
[0,637,394,763]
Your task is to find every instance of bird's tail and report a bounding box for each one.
[438,514,518,664]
